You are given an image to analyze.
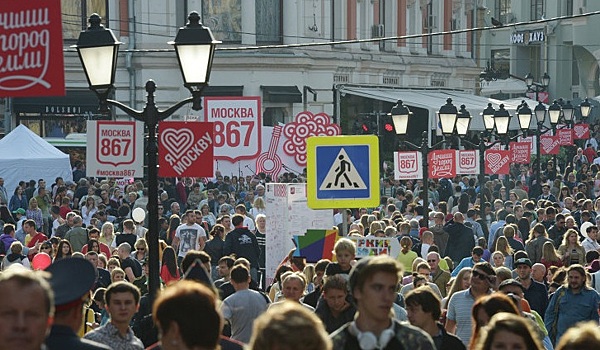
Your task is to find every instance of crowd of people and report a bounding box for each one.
[3,141,600,349]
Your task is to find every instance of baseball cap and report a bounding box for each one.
[498,278,525,292]
[514,258,532,267]
[12,208,26,215]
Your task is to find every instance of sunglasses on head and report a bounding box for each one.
[472,270,492,281]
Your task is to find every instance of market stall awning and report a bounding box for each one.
[338,86,550,131]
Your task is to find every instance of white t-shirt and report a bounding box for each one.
[175,223,206,257]
[243,216,256,231]
[52,218,62,237]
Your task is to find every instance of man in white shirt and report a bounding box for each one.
[582,225,600,253]
[235,204,255,231]
[173,210,207,265]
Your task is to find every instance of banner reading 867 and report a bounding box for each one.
[203,97,262,163]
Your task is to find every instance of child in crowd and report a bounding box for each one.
[325,238,356,278]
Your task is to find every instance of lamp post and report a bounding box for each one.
[390,99,457,226]
[73,13,220,303]
[529,101,560,194]
[525,72,550,103]
[456,103,531,217]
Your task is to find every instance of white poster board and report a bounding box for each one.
[265,183,333,286]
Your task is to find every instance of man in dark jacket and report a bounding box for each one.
[443,212,475,266]
[406,287,465,350]
[223,214,261,282]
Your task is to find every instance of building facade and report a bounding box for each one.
[2,0,484,143]
[479,0,600,105]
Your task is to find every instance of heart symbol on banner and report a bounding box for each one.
[160,128,195,159]
[574,125,586,138]
[540,138,553,151]
[486,153,501,167]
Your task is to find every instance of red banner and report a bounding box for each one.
[573,123,590,140]
[484,149,510,175]
[158,122,214,177]
[0,0,65,97]
[428,150,455,179]
[556,128,574,146]
[510,142,531,164]
[540,135,560,155]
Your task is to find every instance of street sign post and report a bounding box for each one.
[306,135,379,209]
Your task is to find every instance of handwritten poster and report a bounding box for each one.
[350,237,401,258]
[265,183,332,286]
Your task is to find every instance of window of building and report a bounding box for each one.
[530,0,544,21]
[566,0,574,16]
[202,0,242,43]
[62,0,109,41]
[263,107,288,126]
[492,49,510,79]
[256,0,282,44]
[494,0,512,23]
[426,2,433,54]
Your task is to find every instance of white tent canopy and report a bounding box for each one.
[0,125,73,196]
[480,78,528,95]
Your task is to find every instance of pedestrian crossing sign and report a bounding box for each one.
[307,135,379,209]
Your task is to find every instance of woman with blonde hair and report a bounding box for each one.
[132,238,148,264]
[491,251,506,268]
[565,215,578,230]
[26,197,43,231]
[442,267,471,309]
[557,229,586,266]
[303,264,316,293]
[81,196,98,227]
[99,222,116,248]
[249,196,266,219]
[397,236,417,276]
[540,241,563,270]
[495,236,514,268]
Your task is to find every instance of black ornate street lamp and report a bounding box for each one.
[525,72,550,103]
[73,12,219,303]
[390,99,458,226]
[456,103,531,213]
[528,101,559,193]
